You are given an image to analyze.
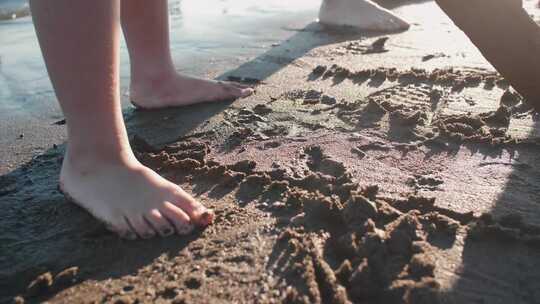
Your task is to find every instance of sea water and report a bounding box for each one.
[0,0,29,20]
[0,0,320,118]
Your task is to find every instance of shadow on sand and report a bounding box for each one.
[440,123,540,303]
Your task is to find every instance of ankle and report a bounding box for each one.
[63,143,138,172]
[130,64,176,89]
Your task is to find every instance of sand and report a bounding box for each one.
[3,1,540,303]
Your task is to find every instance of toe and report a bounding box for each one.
[145,209,175,237]
[160,201,195,235]
[239,87,254,97]
[126,215,156,239]
[219,82,254,98]
[106,219,137,240]
[226,81,252,90]
[170,188,214,227]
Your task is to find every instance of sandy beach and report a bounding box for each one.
[2,0,540,303]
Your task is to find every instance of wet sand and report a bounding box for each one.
[2,1,540,303]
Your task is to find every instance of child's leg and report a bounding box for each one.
[30,0,213,239]
[120,0,253,109]
[436,0,540,106]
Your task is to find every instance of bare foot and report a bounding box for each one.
[130,71,254,109]
[60,151,214,239]
[318,0,410,32]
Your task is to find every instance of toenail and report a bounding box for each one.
[162,228,174,236]
[177,223,194,235]
[200,210,215,226]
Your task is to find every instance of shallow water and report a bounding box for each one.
[0,0,320,118]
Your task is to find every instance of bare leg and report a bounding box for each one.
[436,0,540,106]
[30,0,213,239]
[121,0,253,109]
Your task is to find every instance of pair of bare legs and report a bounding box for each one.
[30,0,252,240]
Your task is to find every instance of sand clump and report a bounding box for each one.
[342,37,390,55]
[277,206,443,303]
[281,89,339,107]
[434,108,512,144]
[26,272,53,297]
[312,64,506,90]
[253,104,273,115]
[468,213,540,246]
[23,267,80,300]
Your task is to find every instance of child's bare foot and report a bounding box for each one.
[318,0,409,32]
[60,151,213,239]
[130,71,254,109]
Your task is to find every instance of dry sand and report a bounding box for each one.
[2,1,540,303]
